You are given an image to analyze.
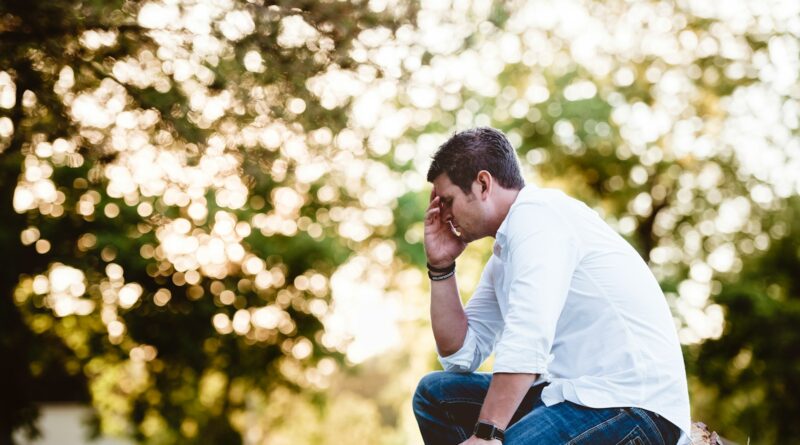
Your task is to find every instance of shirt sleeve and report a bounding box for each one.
[493,202,580,375]
[438,256,504,373]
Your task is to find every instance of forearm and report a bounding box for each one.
[430,275,468,356]
[478,373,539,429]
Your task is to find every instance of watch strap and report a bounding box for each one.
[473,421,505,442]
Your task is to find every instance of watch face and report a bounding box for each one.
[474,422,495,439]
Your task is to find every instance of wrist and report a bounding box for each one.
[473,420,505,443]
[428,269,455,281]
[427,261,456,281]
[426,261,455,272]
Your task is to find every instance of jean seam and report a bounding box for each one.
[566,409,627,445]
[633,408,665,445]
[443,397,486,404]
[441,400,482,441]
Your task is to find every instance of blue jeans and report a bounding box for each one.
[413,372,680,445]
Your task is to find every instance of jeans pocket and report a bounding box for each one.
[568,410,654,445]
[615,425,648,445]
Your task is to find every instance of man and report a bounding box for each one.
[413,127,691,445]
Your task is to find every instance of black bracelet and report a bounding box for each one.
[427,262,455,274]
[429,269,455,281]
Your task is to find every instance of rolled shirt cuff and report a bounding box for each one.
[437,327,482,372]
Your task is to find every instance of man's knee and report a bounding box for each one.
[413,371,447,407]
[414,371,488,408]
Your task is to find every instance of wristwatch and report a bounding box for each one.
[473,421,505,442]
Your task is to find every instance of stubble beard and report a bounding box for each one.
[455,228,475,244]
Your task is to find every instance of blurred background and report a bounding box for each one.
[1,0,798,444]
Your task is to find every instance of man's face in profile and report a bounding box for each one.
[432,173,484,243]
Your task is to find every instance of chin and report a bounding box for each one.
[459,232,476,243]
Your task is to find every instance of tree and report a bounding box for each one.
[0,0,414,443]
[4,1,798,444]
[687,196,800,443]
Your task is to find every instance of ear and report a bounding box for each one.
[476,170,492,198]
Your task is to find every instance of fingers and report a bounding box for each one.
[425,205,440,224]
[426,195,440,211]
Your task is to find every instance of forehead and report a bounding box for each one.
[432,173,460,196]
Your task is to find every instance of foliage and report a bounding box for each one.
[0,0,415,443]
[687,196,800,443]
[2,0,799,444]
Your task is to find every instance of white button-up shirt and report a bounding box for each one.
[439,185,691,443]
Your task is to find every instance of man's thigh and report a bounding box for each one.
[414,371,548,441]
[505,401,667,445]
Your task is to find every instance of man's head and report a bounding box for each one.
[427,127,525,194]
[427,127,525,242]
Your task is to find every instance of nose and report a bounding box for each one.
[439,202,453,222]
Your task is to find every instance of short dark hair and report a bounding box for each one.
[427,127,525,194]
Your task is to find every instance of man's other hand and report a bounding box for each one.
[424,190,467,267]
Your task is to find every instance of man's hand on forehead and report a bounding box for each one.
[427,187,460,238]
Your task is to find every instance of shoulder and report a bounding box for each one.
[514,186,574,208]
[505,188,573,233]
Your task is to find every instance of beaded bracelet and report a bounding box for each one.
[428,269,455,281]
[426,262,455,274]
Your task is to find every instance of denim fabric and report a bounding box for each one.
[413,372,681,445]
